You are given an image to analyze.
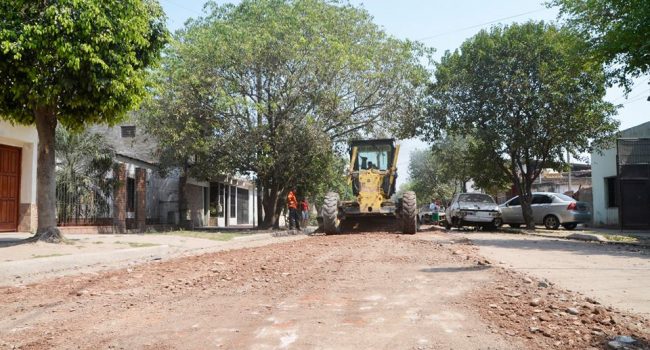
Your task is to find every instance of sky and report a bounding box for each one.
[158,0,649,188]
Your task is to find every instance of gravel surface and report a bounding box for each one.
[1,231,648,350]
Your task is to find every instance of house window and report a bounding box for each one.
[230,186,236,218]
[126,177,136,212]
[203,187,209,215]
[121,125,136,138]
[605,176,618,208]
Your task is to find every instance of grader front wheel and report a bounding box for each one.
[322,192,341,234]
[401,191,417,234]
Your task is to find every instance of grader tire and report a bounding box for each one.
[401,191,417,234]
[322,192,340,234]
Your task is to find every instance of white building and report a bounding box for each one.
[591,121,650,228]
[0,121,38,233]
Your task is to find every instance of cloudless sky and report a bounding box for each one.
[159,0,649,188]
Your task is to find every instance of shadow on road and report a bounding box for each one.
[469,236,650,260]
[420,265,491,273]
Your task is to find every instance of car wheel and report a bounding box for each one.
[543,215,560,230]
[493,217,503,229]
[562,223,577,230]
[509,223,521,228]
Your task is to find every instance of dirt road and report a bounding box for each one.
[1,232,649,350]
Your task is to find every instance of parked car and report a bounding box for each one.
[418,205,434,224]
[499,192,591,230]
[445,193,502,230]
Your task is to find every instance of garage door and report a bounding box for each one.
[0,145,21,232]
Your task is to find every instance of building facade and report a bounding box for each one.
[0,121,38,233]
[88,120,256,231]
[591,121,650,228]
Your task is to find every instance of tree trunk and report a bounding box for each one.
[273,202,284,230]
[520,180,535,229]
[260,188,279,229]
[34,106,63,243]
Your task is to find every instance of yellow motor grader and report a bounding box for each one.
[321,139,417,234]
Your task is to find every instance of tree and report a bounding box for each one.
[141,0,431,228]
[55,127,116,225]
[0,1,167,242]
[550,0,650,92]
[408,135,509,204]
[407,149,455,204]
[426,21,618,229]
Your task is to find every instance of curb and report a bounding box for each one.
[498,228,650,248]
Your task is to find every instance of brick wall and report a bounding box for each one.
[17,203,36,233]
[135,167,146,232]
[113,163,127,233]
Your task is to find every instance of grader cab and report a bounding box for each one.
[321,139,418,234]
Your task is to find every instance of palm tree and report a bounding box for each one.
[55,127,116,225]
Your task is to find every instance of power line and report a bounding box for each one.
[160,0,204,16]
[612,77,650,103]
[621,93,649,105]
[416,8,548,42]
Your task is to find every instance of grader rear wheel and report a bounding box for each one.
[401,191,417,234]
[322,192,341,234]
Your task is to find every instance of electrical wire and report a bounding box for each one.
[416,8,548,42]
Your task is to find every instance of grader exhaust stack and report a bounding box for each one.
[321,139,417,234]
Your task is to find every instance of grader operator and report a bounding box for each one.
[321,139,418,234]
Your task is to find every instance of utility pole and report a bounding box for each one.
[567,150,572,192]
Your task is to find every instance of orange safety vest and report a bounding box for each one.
[287,191,298,209]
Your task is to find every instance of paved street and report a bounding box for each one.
[466,232,650,317]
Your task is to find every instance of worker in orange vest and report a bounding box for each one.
[287,187,300,230]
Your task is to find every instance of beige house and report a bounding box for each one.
[0,121,38,233]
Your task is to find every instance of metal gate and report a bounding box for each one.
[617,138,650,228]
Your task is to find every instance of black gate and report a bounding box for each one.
[617,138,650,228]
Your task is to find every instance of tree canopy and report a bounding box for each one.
[425,21,618,228]
[141,0,432,228]
[550,0,650,92]
[0,0,168,241]
[407,135,509,204]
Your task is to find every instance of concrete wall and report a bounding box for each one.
[591,147,618,226]
[0,121,38,232]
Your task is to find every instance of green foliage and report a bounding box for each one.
[141,0,431,225]
[550,0,650,91]
[407,148,455,203]
[55,127,116,220]
[0,0,168,128]
[426,21,618,227]
[407,135,509,204]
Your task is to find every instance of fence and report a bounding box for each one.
[56,181,113,226]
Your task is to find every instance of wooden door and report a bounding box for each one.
[0,145,21,232]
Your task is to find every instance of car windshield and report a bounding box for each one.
[458,193,494,204]
[553,193,575,202]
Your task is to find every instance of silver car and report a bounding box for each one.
[445,193,502,230]
[499,192,591,230]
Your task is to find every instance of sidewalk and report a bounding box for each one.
[0,230,311,287]
[499,225,650,246]
[465,232,650,317]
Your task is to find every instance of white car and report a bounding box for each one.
[499,192,591,230]
[445,193,502,230]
